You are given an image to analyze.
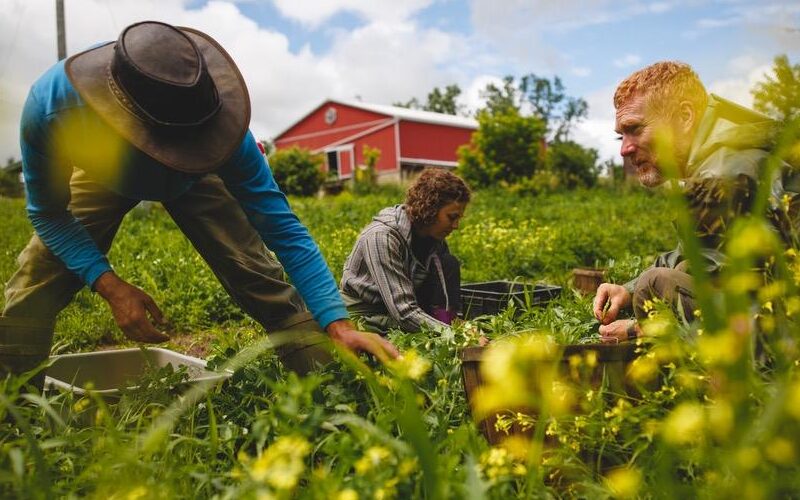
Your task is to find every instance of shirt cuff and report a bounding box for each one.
[86,261,113,290]
[316,305,350,331]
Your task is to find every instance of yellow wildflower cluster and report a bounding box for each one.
[786,380,800,420]
[388,349,431,381]
[354,446,392,474]
[727,220,780,259]
[239,435,311,492]
[336,489,359,500]
[478,446,527,483]
[661,402,706,445]
[473,333,562,418]
[604,467,642,499]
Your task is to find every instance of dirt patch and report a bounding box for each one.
[94,330,218,359]
[167,331,218,359]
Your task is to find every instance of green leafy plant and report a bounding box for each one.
[268,146,326,197]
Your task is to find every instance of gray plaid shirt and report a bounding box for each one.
[340,205,450,332]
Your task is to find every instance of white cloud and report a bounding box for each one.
[572,85,618,162]
[467,0,685,72]
[686,1,800,42]
[613,54,641,68]
[0,0,463,160]
[460,74,504,111]
[649,2,673,14]
[271,0,434,28]
[707,61,773,108]
[571,66,592,77]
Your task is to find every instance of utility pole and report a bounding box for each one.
[56,0,66,61]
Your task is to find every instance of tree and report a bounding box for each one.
[480,76,518,116]
[546,140,599,189]
[457,109,547,188]
[353,145,380,194]
[480,74,588,141]
[0,157,23,198]
[752,54,800,123]
[268,146,325,197]
[395,84,465,116]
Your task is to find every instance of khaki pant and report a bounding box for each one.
[632,263,696,323]
[3,169,332,376]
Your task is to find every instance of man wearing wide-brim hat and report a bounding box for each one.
[2,21,399,379]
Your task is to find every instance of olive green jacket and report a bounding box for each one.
[625,94,795,293]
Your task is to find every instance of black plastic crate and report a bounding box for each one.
[460,280,561,319]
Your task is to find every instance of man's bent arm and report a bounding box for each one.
[218,133,348,329]
[20,88,112,289]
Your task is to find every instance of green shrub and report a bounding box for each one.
[506,170,561,196]
[457,109,547,188]
[547,140,599,189]
[351,145,380,195]
[0,167,23,198]
[268,146,325,197]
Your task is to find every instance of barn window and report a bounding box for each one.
[324,107,337,125]
[327,151,339,178]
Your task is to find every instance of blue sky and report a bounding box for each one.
[189,0,798,91]
[0,0,798,161]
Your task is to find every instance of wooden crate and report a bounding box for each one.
[572,268,606,294]
[460,343,638,445]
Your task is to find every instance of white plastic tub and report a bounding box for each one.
[45,347,232,396]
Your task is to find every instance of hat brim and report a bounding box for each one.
[65,27,250,174]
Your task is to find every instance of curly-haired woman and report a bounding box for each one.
[340,168,470,333]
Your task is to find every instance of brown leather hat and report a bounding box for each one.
[65,21,250,174]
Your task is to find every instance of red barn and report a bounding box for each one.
[272,99,478,182]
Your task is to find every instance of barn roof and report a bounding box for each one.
[332,99,478,129]
[274,98,478,141]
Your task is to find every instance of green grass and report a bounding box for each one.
[1,183,798,499]
[0,187,671,352]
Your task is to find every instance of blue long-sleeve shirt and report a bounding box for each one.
[19,60,348,329]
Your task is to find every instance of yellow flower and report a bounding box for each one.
[675,369,704,391]
[500,435,533,461]
[727,221,779,259]
[336,488,359,500]
[707,400,734,442]
[246,435,311,491]
[743,481,765,500]
[786,380,800,420]
[725,272,762,292]
[642,419,660,441]
[757,281,786,302]
[480,341,517,385]
[627,356,658,384]
[640,314,673,337]
[764,437,796,465]
[604,467,642,499]
[736,447,760,470]
[484,447,508,467]
[512,463,527,476]
[584,350,598,368]
[73,398,91,413]
[661,402,705,445]
[398,458,418,477]
[546,381,575,416]
[390,349,431,381]
[789,297,800,317]
[123,486,148,500]
[354,446,391,474]
[697,330,741,366]
[517,334,558,361]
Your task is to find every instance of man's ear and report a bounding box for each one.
[678,100,695,134]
